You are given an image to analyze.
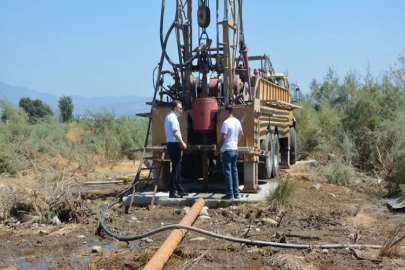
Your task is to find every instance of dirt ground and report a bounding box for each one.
[1,162,405,270]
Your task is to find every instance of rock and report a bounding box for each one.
[190,237,206,242]
[39,230,48,235]
[86,199,91,204]
[349,233,356,239]
[256,222,263,226]
[131,216,138,221]
[32,223,39,228]
[247,248,262,254]
[295,160,318,167]
[313,184,321,190]
[198,216,211,220]
[91,246,103,253]
[255,228,261,232]
[52,216,61,225]
[0,184,5,189]
[77,235,86,239]
[10,185,17,192]
[199,206,209,216]
[260,218,278,226]
[230,206,237,211]
[322,249,328,254]
[82,242,88,244]
[183,206,190,214]
[141,237,153,243]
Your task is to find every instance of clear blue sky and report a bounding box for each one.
[1,0,404,97]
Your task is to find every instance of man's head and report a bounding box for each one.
[223,105,233,117]
[172,100,183,116]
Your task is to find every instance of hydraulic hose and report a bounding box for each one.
[159,0,203,68]
[97,199,382,250]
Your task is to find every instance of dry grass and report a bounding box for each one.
[83,248,154,270]
[380,218,405,258]
[270,254,315,270]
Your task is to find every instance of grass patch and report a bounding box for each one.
[265,177,298,211]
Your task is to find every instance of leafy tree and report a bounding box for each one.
[58,96,74,123]
[19,97,54,124]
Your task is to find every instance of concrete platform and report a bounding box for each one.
[122,178,279,208]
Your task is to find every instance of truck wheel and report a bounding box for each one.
[258,132,273,179]
[271,134,279,178]
[290,127,297,165]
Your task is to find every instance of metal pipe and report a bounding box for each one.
[143,198,205,270]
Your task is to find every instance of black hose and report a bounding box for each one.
[98,200,382,250]
[160,0,203,68]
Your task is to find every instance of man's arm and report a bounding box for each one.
[215,133,226,156]
[238,129,244,144]
[173,131,187,149]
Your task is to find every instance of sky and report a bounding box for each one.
[0,0,404,98]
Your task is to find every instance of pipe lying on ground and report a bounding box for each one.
[143,198,205,270]
[98,200,382,250]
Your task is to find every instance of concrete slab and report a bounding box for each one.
[122,178,279,208]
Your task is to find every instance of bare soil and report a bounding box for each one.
[1,162,405,270]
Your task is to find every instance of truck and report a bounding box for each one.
[136,0,301,194]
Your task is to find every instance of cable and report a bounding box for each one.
[160,0,204,68]
[97,200,382,250]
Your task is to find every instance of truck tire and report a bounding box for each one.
[271,134,279,178]
[258,132,273,179]
[290,127,297,165]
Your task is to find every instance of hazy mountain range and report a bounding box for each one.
[0,81,152,117]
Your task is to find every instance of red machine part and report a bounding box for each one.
[188,98,219,131]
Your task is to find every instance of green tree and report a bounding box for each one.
[58,96,74,123]
[19,97,54,124]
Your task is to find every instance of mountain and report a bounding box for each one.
[0,81,152,117]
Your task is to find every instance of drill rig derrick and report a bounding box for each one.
[137,0,301,193]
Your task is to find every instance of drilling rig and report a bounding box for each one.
[136,0,301,194]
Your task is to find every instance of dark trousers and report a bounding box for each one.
[167,142,183,194]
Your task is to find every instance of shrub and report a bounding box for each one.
[266,177,298,210]
[321,157,354,185]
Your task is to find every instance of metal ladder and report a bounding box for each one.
[123,148,165,213]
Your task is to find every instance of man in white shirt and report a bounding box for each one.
[164,100,188,198]
[215,105,244,199]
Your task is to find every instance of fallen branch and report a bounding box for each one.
[349,247,381,263]
[286,234,321,240]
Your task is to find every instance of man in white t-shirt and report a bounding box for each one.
[164,100,188,198]
[215,105,244,199]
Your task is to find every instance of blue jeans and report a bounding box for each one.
[222,150,239,197]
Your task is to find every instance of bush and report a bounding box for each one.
[296,52,405,190]
[266,177,298,210]
[321,157,354,185]
[79,110,148,165]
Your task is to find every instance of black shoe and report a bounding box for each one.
[221,195,234,200]
[169,192,183,198]
[178,191,189,196]
[234,195,240,199]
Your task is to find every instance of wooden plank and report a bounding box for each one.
[136,113,152,118]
